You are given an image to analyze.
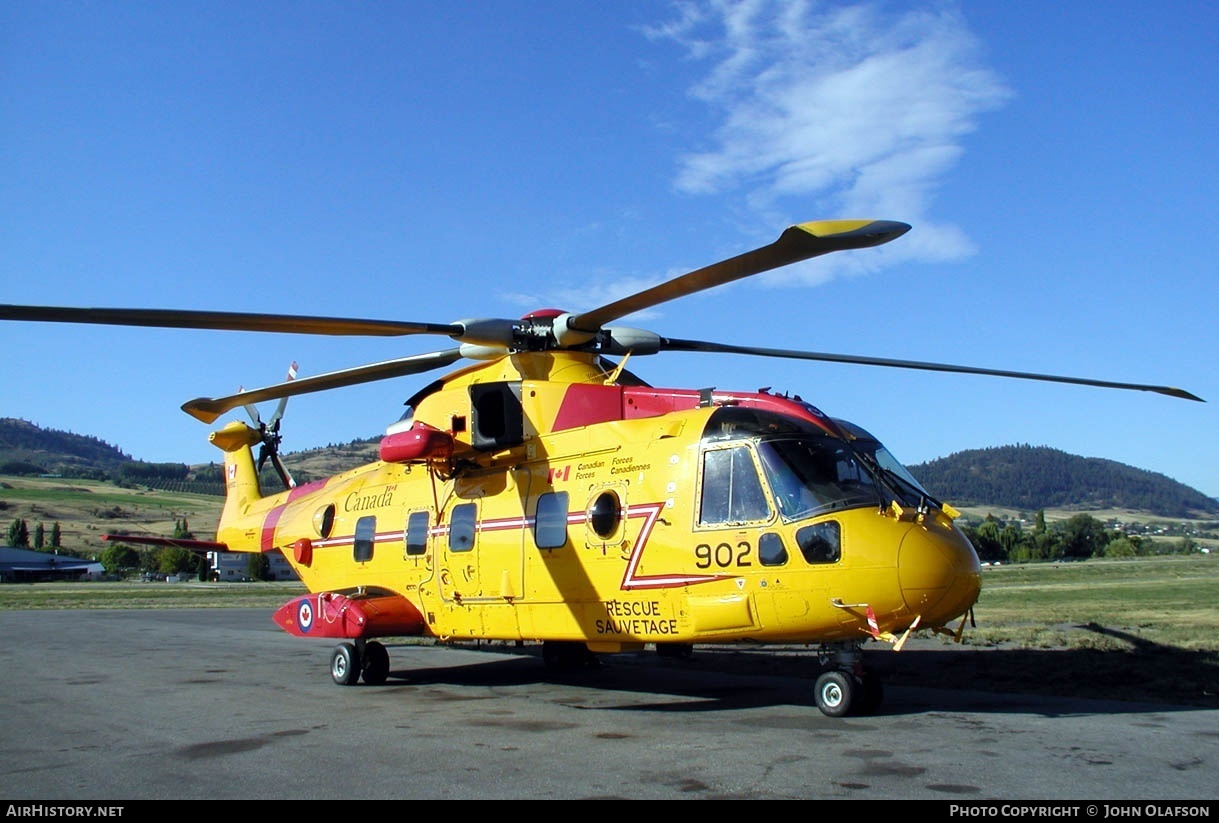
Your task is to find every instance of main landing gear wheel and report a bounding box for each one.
[330,642,361,686]
[361,640,390,685]
[814,670,854,717]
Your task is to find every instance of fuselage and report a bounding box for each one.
[212,351,982,648]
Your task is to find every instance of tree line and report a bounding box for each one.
[6,516,273,581]
[7,517,62,550]
[960,510,1204,563]
[98,517,273,581]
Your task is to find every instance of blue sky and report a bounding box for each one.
[2,1,1217,499]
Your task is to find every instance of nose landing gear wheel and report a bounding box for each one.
[814,670,854,717]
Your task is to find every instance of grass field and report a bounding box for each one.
[885,555,1219,708]
[0,578,304,610]
[2,555,1215,709]
[0,475,223,555]
[967,555,1219,651]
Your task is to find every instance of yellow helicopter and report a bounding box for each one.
[0,219,1202,717]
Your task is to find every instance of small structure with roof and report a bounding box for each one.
[0,546,105,582]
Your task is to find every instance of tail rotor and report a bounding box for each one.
[239,361,298,490]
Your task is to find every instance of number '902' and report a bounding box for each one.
[694,542,753,568]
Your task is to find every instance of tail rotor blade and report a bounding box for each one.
[269,361,298,428]
[238,387,262,428]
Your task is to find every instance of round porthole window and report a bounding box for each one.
[313,504,336,538]
[588,491,621,538]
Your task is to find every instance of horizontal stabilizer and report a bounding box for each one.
[102,533,228,552]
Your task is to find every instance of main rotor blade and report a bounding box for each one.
[659,338,1205,402]
[0,304,464,337]
[182,348,465,423]
[565,220,910,334]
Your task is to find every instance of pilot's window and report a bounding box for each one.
[405,510,429,557]
[699,446,769,526]
[759,532,788,566]
[353,515,376,563]
[758,437,879,521]
[795,520,841,564]
[534,491,569,549]
[449,503,476,552]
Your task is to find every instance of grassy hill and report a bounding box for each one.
[0,475,224,557]
[0,417,134,477]
[278,437,380,483]
[909,444,1219,517]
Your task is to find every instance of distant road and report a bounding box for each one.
[1,608,1216,801]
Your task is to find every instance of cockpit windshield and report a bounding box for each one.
[831,418,939,509]
[756,435,881,522]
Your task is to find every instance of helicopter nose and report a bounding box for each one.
[897,521,981,626]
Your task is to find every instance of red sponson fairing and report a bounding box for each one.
[378,422,454,463]
[273,591,427,639]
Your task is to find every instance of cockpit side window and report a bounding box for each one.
[758,532,788,566]
[698,445,770,526]
[796,520,841,564]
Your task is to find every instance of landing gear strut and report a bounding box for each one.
[813,642,884,717]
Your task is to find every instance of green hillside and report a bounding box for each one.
[909,444,1219,518]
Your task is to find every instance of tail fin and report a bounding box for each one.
[209,421,264,550]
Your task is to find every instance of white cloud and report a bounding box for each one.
[648,0,1010,274]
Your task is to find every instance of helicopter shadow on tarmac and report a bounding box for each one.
[361,632,1218,718]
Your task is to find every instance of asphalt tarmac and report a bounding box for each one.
[1,608,1216,801]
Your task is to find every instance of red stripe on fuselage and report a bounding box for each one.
[260,480,327,552]
[265,492,727,591]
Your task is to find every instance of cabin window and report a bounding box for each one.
[449,503,476,553]
[313,504,336,538]
[795,520,841,564]
[405,511,429,557]
[534,491,569,549]
[758,532,788,566]
[353,515,376,563]
[698,445,770,526]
